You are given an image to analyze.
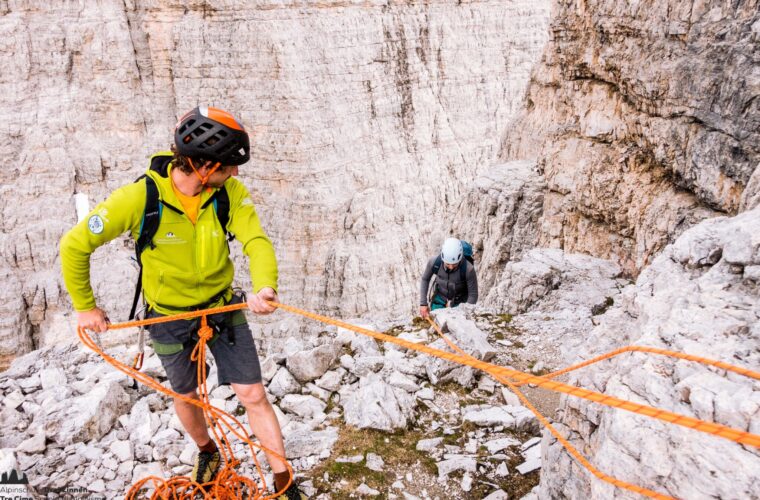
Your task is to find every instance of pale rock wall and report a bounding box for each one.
[449,160,546,295]
[538,206,760,499]
[0,0,551,359]
[501,0,759,276]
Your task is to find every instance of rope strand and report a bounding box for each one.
[78,300,760,499]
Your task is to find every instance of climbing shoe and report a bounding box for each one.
[275,481,307,500]
[190,449,220,484]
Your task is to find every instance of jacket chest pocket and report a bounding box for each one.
[197,220,227,270]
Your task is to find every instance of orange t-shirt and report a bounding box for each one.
[171,179,201,224]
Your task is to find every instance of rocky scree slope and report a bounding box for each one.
[0,253,628,500]
[536,205,760,499]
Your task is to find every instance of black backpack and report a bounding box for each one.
[128,152,232,319]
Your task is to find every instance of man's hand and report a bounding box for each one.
[419,305,430,319]
[77,307,110,333]
[247,287,278,315]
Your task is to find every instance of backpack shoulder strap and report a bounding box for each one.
[432,256,442,276]
[148,151,173,177]
[136,176,161,259]
[460,258,468,283]
[201,186,232,240]
[130,175,161,320]
[215,186,231,239]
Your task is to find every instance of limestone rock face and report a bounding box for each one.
[502,0,759,276]
[539,206,760,499]
[0,0,551,361]
[449,160,546,296]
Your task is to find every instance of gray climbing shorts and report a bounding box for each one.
[146,295,262,395]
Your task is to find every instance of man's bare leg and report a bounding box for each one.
[174,391,213,447]
[231,382,287,473]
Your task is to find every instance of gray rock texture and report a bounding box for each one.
[285,341,342,383]
[449,160,546,294]
[0,0,551,361]
[502,0,759,276]
[432,308,497,362]
[341,372,415,431]
[538,207,760,499]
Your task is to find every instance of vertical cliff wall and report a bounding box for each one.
[0,0,551,360]
[501,0,759,276]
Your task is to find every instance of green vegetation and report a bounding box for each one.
[311,426,437,497]
[384,325,405,337]
[495,313,513,324]
[412,316,429,329]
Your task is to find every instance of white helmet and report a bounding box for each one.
[441,238,463,265]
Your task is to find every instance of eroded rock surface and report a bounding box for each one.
[0,0,551,360]
[539,206,760,499]
[502,0,758,275]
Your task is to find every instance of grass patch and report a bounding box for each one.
[496,451,541,496]
[495,313,513,324]
[460,397,489,407]
[412,316,428,329]
[324,395,338,415]
[436,381,470,398]
[311,425,437,497]
[512,340,526,349]
[384,325,405,337]
[437,420,478,447]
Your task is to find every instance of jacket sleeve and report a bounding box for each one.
[225,180,278,293]
[60,183,145,312]
[419,257,436,306]
[466,262,478,304]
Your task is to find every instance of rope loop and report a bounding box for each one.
[78,300,760,500]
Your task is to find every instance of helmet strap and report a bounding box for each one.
[187,158,222,186]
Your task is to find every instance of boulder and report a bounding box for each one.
[286,341,342,383]
[342,373,413,431]
[44,381,130,446]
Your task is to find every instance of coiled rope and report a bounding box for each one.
[79,310,292,499]
[79,301,760,499]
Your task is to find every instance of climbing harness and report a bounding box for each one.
[78,301,760,500]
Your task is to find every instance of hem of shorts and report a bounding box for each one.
[217,378,263,387]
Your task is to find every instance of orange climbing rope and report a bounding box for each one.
[79,301,760,499]
[426,317,675,499]
[269,302,760,448]
[514,344,760,387]
[78,311,293,500]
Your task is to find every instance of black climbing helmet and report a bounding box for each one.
[174,106,250,166]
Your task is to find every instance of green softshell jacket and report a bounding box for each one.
[60,159,278,314]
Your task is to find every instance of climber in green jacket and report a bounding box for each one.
[60,106,305,500]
